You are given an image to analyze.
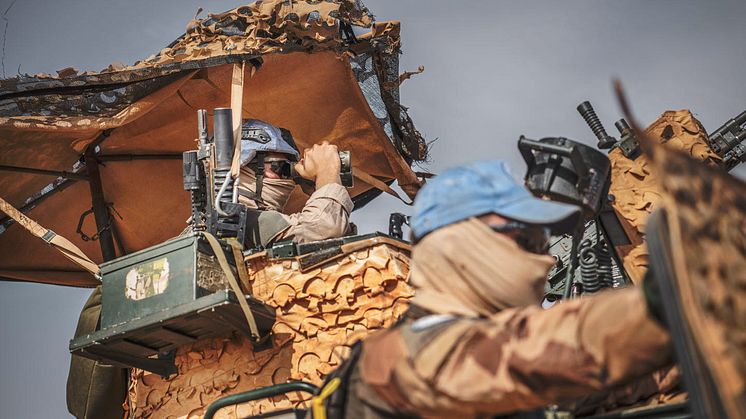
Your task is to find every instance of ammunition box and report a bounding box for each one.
[70,233,274,377]
[101,234,222,328]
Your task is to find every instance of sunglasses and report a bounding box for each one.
[266,159,293,179]
[489,222,550,254]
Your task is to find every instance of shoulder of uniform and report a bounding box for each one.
[409,314,458,333]
[243,209,291,247]
[400,314,471,355]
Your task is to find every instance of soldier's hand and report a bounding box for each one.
[294,141,342,188]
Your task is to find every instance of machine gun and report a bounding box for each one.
[707,109,746,171]
[183,109,354,249]
[526,102,746,302]
[518,134,631,301]
[186,107,264,245]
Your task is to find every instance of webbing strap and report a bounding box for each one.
[354,169,413,205]
[312,377,342,419]
[201,232,263,343]
[229,62,245,179]
[0,195,100,278]
[227,238,253,295]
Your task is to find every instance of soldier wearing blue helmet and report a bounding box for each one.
[65,121,355,419]
[309,160,676,419]
[236,119,353,244]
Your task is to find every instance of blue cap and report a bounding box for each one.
[411,160,582,240]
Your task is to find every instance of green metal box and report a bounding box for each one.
[71,233,274,376]
[100,234,210,328]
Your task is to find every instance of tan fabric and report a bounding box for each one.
[130,0,373,71]
[607,110,722,283]
[279,183,353,243]
[360,288,671,418]
[0,8,424,287]
[632,110,746,417]
[410,218,556,317]
[238,166,296,211]
[0,195,100,276]
[238,165,353,243]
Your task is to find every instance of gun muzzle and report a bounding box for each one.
[213,108,234,170]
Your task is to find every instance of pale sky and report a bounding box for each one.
[1,0,745,417]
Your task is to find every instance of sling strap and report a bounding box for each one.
[201,231,265,343]
[354,169,413,205]
[0,195,100,279]
[230,62,245,180]
[227,238,253,295]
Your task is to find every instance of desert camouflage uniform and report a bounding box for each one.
[270,183,353,243]
[326,288,671,418]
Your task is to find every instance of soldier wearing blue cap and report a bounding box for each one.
[236,119,353,245]
[310,160,676,418]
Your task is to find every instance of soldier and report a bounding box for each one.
[236,119,353,244]
[67,120,353,419]
[313,160,673,418]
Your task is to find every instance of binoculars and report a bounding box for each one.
[284,150,353,188]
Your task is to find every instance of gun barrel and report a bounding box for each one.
[213,108,234,170]
[734,109,746,126]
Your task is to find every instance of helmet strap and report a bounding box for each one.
[243,152,268,209]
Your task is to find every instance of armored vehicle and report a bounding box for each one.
[0,1,744,418]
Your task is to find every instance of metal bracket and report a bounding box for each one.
[76,203,123,242]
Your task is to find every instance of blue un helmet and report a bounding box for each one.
[239,119,301,165]
[410,160,582,241]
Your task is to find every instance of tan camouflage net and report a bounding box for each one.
[624,102,746,417]
[607,110,722,283]
[127,241,413,418]
[133,0,374,70]
[5,0,374,81]
[0,0,426,287]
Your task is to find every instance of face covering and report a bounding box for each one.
[239,166,296,211]
[410,217,556,317]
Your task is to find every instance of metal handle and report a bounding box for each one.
[204,381,319,419]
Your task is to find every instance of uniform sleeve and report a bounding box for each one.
[279,183,353,243]
[359,288,673,417]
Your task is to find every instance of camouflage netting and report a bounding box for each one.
[607,110,722,283]
[0,0,427,287]
[137,0,374,68]
[635,112,746,418]
[128,241,413,418]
